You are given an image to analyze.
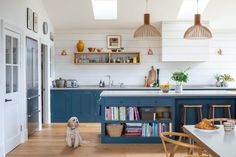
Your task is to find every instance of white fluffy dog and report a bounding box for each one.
[66,117,82,148]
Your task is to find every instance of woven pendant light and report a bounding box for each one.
[184,0,212,39]
[134,0,161,38]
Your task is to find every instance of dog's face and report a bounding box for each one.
[67,117,79,129]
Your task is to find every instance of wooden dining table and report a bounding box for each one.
[183,125,236,157]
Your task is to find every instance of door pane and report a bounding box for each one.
[13,66,18,92]
[6,66,12,93]
[6,35,11,64]
[13,38,18,64]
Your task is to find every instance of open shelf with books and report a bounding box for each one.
[100,100,175,144]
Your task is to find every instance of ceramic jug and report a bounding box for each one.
[77,40,84,52]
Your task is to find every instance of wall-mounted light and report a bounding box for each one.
[61,49,67,56]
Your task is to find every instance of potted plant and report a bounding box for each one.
[222,74,234,87]
[171,68,190,93]
[214,74,224,87]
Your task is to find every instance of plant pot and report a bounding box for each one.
[175,83,183,93]
[216,81,222,87]
[223,81,233,87]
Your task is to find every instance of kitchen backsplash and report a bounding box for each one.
[53,29,236,86]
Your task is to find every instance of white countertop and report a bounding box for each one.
[51,85,236,90]
[100,90,236,97]
[184,125,236,157]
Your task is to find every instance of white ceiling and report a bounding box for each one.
[42,0,236,31]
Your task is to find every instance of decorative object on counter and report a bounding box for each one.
[156,69,160,87]
[214,74,224,87]
[147,66,156,87]
[171,67,190,93]
[107,35,121,49]
[184,0,212,39]
[61,49,67,56]
[33,12,38,33]
[160,83,171,93]
[27,8,33,30]
[147,48,153,55]
[111,49,118,52]
[42,22,48,35]
[76,40,85,52]
[133,0,161,38]
[102,81,105,87]
[88,47,96,52]
[55,77,65,88]
[222,74,234,87]
[99,80,103,87]
[65,79,78,88]
[217,49,223,55]
[144,76,148,87]
[96,48,103,52]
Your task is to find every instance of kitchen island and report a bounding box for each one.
[100,90,236,144]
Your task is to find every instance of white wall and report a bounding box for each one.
[54,29,236,86]
[0,0,54,156]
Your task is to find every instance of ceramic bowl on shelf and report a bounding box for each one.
[160,83,171,93]
[96,48,103,52]
[88,47,96,52]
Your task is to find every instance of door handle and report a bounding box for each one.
[5,99,12,102]
[27,95,40,100]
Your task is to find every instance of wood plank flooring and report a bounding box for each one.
[7,123,187,157]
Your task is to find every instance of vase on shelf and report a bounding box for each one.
[76,40,84,52]
[175,82,183,93]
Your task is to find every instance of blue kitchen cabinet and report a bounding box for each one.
[51,90,102,122]
[51,90,71,122]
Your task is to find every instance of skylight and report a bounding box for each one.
[91,0,117,20]
[177,0,210,19]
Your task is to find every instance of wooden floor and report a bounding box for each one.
[7,123,187,157]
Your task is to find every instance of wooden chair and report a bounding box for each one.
[160,132,210,157]
[209,118,236,125]
[208,104,232,119]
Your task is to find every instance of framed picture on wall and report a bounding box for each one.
[107,35,121,49]
[27,8,33,30]
[33,12,38,33]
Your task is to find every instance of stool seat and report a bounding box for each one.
[211,104,231,108]
[209,104,232,119]
[183,105,203,108]
[182,104,203,128]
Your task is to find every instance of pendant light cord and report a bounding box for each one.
[197,0,199,14]
[146,0,148,13]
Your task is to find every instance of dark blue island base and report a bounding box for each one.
[100,90,236,144]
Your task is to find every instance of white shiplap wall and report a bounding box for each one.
[54,29,236,86]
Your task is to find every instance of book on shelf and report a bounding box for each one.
[105,107,140,121]
[142,122,173,137]
[124,123,142,136]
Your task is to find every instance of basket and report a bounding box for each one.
[106,124,124,137]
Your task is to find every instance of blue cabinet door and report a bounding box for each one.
[71,91,95,122]
[51,90,71,122]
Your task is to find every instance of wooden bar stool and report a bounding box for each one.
[182,104,203,126]
[208,104,231,119]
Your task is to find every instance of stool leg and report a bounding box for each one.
[199,108,203,121]
[228,107,232,118]
[224,108,227,118]
[212,107,215,120]
[208,107,211,119]
[184,108,187,125]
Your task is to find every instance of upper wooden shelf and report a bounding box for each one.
[73,52,141,65]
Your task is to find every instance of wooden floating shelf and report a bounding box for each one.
[73,52,141,65]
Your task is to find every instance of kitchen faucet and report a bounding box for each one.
[105,75,112,88]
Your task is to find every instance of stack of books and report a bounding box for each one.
[124,123,142,136]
